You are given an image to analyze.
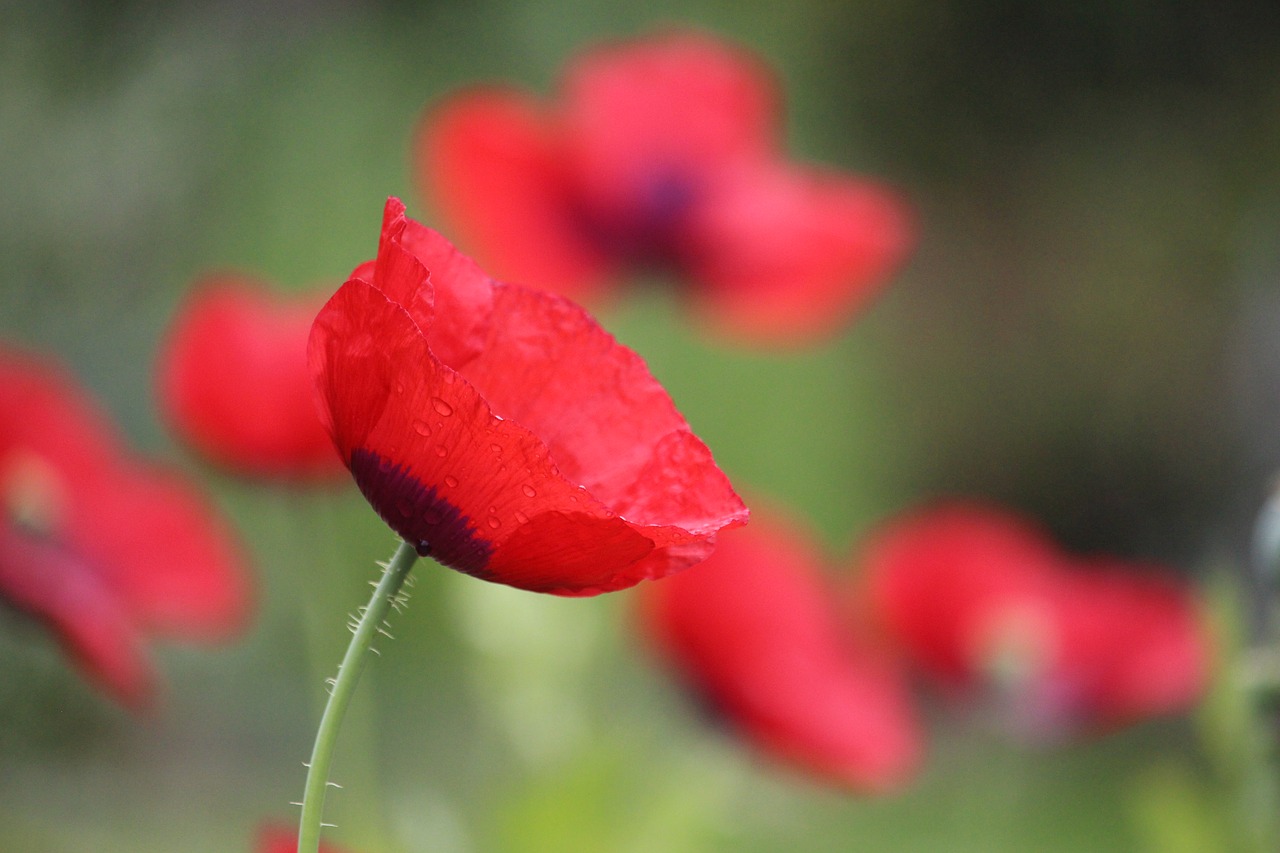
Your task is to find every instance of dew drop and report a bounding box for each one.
[431,397,454,417]
[490,443,502,454]
[435,445,448,458]
[394,381,406,395]
[412,420,431,436]
[521,484,537,498]
[487,515,501,529]
[396,499,414,517]
[422,507,444,525]
[487,506,497,515]
[514,510,530,524]
[444,475,459,488]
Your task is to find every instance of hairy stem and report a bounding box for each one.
[297,538,419,853]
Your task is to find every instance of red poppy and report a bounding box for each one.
[639,511,922,791]
[157,275,346,481]
[309,198,747,595]
[0,347,250,707]
[416,30,914,344]
[857,502,1209,731]
[257,825,355,853]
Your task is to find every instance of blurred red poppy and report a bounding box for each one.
[639,511,922,791]
[157,275,345,482]
[857,502,1209,732]
[417,30,914,344]
[309,198,747,595]
[257,825,354,853]
[0,347,250,707]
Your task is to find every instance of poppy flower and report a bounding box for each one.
[308,198,747,595]
[416,30,914,344]
[157,275,346,482]
[639,510,922,791]
[857,502,1209,731]
[257,825,356,853]
[0,347,250,707]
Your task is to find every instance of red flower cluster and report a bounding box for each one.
[641,498,1208,788]
[0,348,250,707]
[308,198,747,595]
[157,275,346,482]
[857,502,1209,732]
[639,510,921,791]
[417,30,914,344]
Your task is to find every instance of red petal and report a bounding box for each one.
[463,283,746,535]
[310,199,747,594]
[157,276,346,481]
[1045,563,1208,728]
[74,462,252,639]
[640,511,921,791]
[0,525,153,707]
[561,31,778,216]
[0,347,119,484]
[687,165,915,343]
[416,88,615,302]
[858,502,1063,687]
[396,212,496,370]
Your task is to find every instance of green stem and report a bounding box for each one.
[297,538,419,853]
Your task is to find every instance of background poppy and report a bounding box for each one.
[418,30,915,344]
[639,508,922,791]
[0,347,251,707]
[157,275,346,482]
[857,502,1209,733]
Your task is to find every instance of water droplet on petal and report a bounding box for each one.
[444,475,458,488]
[413,420,431,436]
[432,397,454,417]
[514,510,529,524]
[435,445,448,458]
[487,516,501,529]
[490,443,502,454]
[396,499,414,517]
[422,507,444,525]
[521,484,537,498]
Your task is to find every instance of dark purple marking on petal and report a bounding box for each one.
[574,166,700,268]
[348,448,494,579]
[642,168,698,226]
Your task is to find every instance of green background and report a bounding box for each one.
[3,1,1280,850]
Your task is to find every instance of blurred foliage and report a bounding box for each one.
[2,0,1280,851]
